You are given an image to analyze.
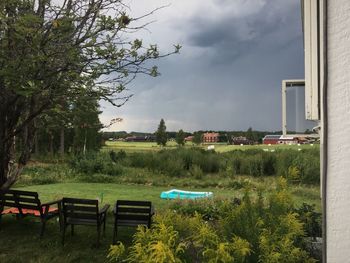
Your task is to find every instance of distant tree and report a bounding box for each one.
[192,132,202,145]
[155,119,167,146]
[246,127,254,140]
[176,129,185,146]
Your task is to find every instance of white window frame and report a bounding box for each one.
[303,0,324,120]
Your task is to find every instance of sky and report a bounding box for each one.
[100,0,306,133]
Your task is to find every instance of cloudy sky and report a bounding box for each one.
[100,0,305,133]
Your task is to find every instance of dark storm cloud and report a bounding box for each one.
[186,0,301,63]
[102,0,305,132]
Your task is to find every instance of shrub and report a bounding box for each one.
[225,148,320,184]
[294,203,322,239]
[108,182,316,262]
[67,147,320,185]
[189,165,203,179]
[69,153,123,176]
[232,157,242,175]
[286,166,301,184]
[110,150,127,163]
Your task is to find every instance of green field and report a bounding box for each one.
[103,141,319,153]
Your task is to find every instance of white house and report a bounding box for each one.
[301,1,350,262]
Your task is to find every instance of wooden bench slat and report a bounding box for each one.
[3,202,40,210]
[63,205,97,212]
[116,214,150,221]
[4,196,40,204]
[66,218,98,225]
[117,200,151,206]
[2,201,17,207]
[65,212,98,220]
[117,207,150,214]
[1,189,38,197]
[63,198,98,205]
[7,203,40,210]
[117,220,150,226]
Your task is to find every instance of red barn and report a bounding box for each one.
[203,132,219,143]
[262,135,281,145]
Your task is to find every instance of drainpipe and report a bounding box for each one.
[321,0,328,261]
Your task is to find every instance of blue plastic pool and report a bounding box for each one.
[160,189,213,200]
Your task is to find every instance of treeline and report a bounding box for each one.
[103,128,283,143]
[19,95,103,156]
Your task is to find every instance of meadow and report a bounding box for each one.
[103,140,318,153]
[0,142,322,262]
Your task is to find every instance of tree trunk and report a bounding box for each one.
[0,102,17,189]
[83,129,87,155]
[60,127,65,157]
[49,131,54,155]
[35,131,39,154]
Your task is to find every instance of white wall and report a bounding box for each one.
[327,1,350,261]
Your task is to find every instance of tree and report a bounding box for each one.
[176,129,185,146]
[155,119,167,146]
[193,132,202,145]
[0,0,180,189]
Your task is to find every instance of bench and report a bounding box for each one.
[0,189,61,237]
[61,197,110,246]
[113,200,153,244]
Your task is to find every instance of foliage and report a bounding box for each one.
[108,181,316,262]
[0,0,179,189]
[192,132,202,145]
[108,223,186,262]
[176,129,186,146]
[110,150,127,163]
[70,153,123,176]
[64,147,320,185]
[294,203,322,239]
[225,149,319,184]
[155,119,167,146]
[108,242,127,262]
[127,148,222,176]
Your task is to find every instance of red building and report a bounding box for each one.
[184,136,194,142]
[263,135,300,145]
[262,135,282,145]
[202,132,219,143]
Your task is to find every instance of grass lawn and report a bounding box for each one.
[0,183,240,263]
[103,141,319,153]
[15,183,241,209]
[0,182,320,262]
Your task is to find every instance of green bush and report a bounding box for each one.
[189,165,203,179]
[225,149,320,184]
[67,147,320,185]
[108,180,317,262]
[70,153,123,176]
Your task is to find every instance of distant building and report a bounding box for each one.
[262,135,282,145]
[124,136,155,142]
[184,136,194,142]
[278,135,299,145]
[203,132,219,143]
[263,135,302,145]
[231,136,253,145]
